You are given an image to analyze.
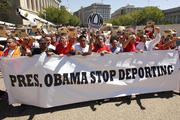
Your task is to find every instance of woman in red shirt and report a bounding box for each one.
[123,34,137,52]
[56,33,74,55]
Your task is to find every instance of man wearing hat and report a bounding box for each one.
[171,29,180,41]
[158,29,176,50]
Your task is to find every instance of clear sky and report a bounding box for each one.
[61,0,180,13]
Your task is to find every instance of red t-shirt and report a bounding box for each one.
[17,40,23,45]
[93,44,111,53]
[158,44,171,50]
[123,42,136,52]
[56,41,74,55]
[17,40,32,50]
[52,42,59,47]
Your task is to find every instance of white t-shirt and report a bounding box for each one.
[74,44,89,53]
[48,44,56,50]
[136,42,146,51]
[136,33,161,51]
[32,41,40,48]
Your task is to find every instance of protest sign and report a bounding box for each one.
[32,26,37,33]
[59,27,69,34]
[16,29,28,37]
[68,27,78,38]
[88,13,104,29]
[0,50,180,108]
[0,25,6,37]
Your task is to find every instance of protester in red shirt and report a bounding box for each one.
[123,34,137,52]
[21,36,36,50]
[56,33,74,55]
[158,35,175,50]
[51,36,58,47]
[91,35,112,55]
[21,37,30,50]
[144,24,155,39]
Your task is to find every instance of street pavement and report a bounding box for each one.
[0,73,180,120]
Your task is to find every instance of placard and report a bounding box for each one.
[88,13,104,29]
[0,25,6,37]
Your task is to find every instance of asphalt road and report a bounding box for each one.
[0,73,180,120]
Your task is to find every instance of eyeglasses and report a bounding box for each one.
[39,43,47,45]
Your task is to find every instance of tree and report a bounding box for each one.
[39,7,81,26]
[0,0,12,22]
[69,15,81,26]
[160,20,173,25]
[111,7,165,26]
[138,7,165,25]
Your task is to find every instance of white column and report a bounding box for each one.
[42,0,45,9]
[20,0,27,9]
[49,0,53,7]
[46,0,49,7]
[30,0,32,10]
[53,0,56,7]
[33,0,37,11]
[48,0,50,7]
[30,0,34,11]
[39,0,42,11]
[36,0,39,12]
[51,0,53,7]
[27,0,32,10]
[45,0,47,8]
[48,0,51,7]
[24,0,28,9]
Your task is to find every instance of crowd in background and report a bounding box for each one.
[0,24,180,58]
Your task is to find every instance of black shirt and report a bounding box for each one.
[31,48,57,56]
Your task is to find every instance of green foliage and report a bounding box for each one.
[39,7,81,26]
[0,0,12,21]
[69,15,81,26]
[160,20,174,25]
[104,21,112,24]
[111,7,165,26]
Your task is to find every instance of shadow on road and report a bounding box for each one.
[115,91,179,110]
[0,91,179,120]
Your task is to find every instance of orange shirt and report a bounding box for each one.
[3,46,21,57]
[0,51,3,56]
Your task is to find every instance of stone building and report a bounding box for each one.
[111,5,143,19]
[163,7,180,24]
[7,0,61,25]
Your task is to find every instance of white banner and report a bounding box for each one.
[0,50,180,108]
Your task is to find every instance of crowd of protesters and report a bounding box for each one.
[0,24,180,100]
[0,25,180,58]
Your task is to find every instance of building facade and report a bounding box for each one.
[8,0,61,25]
[74,3,111,26]
[163,7,180,24]
[111,5,143,19]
